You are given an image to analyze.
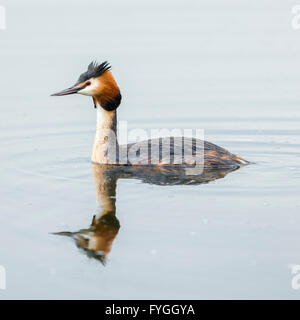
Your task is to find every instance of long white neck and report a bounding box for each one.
[92,103,118,164]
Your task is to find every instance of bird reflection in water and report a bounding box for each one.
[53,164,238,264]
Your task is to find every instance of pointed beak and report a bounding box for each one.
[51,84,85,96]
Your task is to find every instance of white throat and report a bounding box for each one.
[92,102,118,164]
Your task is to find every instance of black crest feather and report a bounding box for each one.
[76,61,111,84]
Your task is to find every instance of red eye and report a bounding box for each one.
[86,81,91,86]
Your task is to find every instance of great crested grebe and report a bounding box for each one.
[51,61,249,169]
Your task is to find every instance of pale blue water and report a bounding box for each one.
[0,0,300,299]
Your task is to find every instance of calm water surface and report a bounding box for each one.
[0,0,300,299]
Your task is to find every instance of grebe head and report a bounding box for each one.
[51,61,121,111]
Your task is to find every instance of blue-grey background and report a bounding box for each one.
[0,0,300,299]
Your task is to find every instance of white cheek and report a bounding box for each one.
[78,87,92,96]
[78,83,97,96]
